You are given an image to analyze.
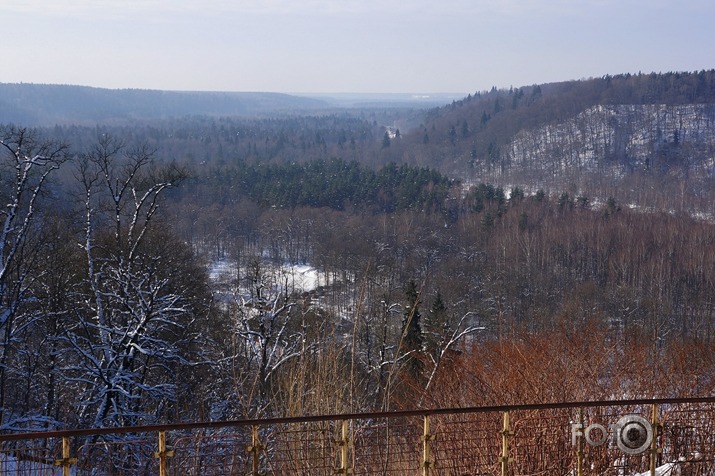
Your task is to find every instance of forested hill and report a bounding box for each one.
[8,71,715,216]
[0,83,331,125]
[391,70,715,176]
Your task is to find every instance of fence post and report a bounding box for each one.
[422,415,433,476]
[154,430,174,476]
[499,411,513,476]
[246,425,265,476]
[649,404,661,476]
[53,436,77,476]
[576,409,584,476]
[335,419,352,474]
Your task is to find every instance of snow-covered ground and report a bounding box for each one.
[632,462,678,476]
[209,258,325,297]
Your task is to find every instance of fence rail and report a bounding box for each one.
[1,397,714,475]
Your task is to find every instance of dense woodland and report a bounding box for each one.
[2,72,715,433]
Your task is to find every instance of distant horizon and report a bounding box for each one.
[2,81,470,97]
[10,68,715,98]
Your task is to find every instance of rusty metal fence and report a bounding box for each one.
[0,397,714,475]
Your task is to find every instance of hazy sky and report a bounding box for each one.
[2,0,713,94]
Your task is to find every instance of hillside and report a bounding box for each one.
[366,70,715,214]
[400,71,715,172]
[0,83,332,125]
[0,84,459,127]
[404,70,715,166]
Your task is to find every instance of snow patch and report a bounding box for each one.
[209,258,325,296]
[632,462,678,475]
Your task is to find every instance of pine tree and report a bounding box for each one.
[382,131,391,148]
[424,290,448,358]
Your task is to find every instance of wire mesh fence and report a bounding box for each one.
[170,431,251,475]
[0,439,59,475]
[75,438,158,475]
[353,417,422,474]
[0,397,713,475]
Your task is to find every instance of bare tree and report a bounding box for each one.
[227,258,302,416]
[65,135,197,428]
[0,126,69,426]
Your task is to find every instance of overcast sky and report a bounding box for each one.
[2,0,713,94]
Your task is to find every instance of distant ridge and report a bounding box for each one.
[0,83,332,125]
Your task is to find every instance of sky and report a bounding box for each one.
[1,0,713,94]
